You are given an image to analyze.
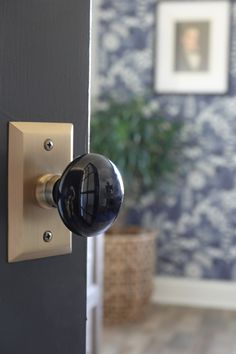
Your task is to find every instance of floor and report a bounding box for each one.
[102,305,236,354]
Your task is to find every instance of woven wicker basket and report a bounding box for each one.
[103,230,156,325]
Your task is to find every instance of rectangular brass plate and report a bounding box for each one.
[8,122,73,262]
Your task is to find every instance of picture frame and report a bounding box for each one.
[155,1,231,94]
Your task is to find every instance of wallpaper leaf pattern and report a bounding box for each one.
[98,0,236,280]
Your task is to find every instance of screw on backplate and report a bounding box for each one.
[43,230,53,242]
[44,138,54,151]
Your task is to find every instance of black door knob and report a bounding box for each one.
[36,153,124,237]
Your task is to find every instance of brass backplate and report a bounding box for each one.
[8,122,73,262]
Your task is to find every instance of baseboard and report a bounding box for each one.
[153,276,236,310]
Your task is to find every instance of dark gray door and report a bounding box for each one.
[0,1,90,353]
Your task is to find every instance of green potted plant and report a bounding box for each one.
[91,96,182,324]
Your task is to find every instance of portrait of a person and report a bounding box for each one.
[174,22,210,72]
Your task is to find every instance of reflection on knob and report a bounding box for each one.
[36,153,124,237]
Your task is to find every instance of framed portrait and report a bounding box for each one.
[155,1,230,94]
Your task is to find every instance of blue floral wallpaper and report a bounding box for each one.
[97,0,236,280]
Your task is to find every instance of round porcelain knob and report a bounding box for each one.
[36,153,124,237]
